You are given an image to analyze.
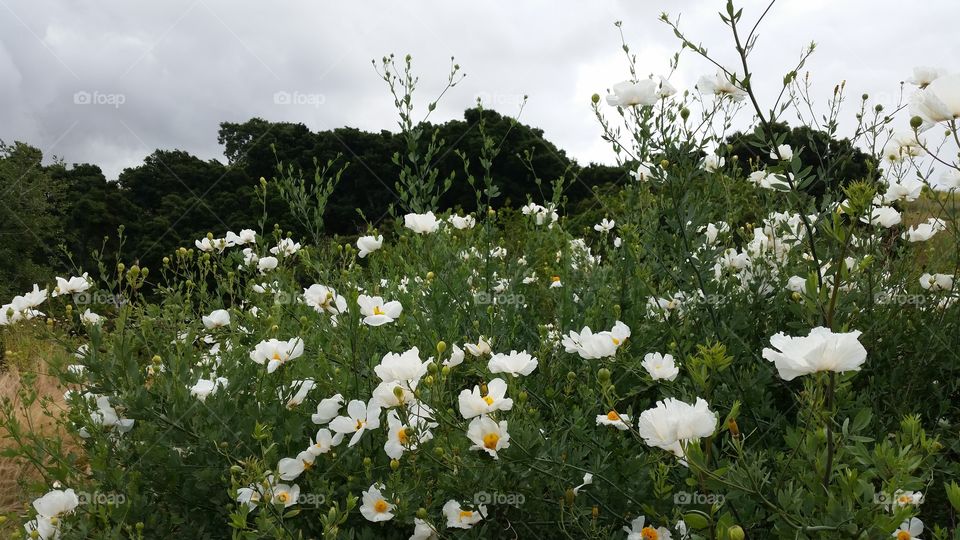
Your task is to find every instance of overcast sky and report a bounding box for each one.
[1,0,958,180]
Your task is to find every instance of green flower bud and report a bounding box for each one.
[416,507,428,519]
[597,368,611,383]
[591,93,600,104]
[680,107,690,120]
[728,525,745,540]
[910,115,923,129]
[363,457,372,467]
[390,459,400,471]
[436,340,447,354]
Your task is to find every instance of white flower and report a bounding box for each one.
[307,428,343,456]
[573,473,593,495]
[911,73,960,128]
[770,144,793,161]
[360,483,395,522]
[257,256,279,274]
[249,337,304,373]
[605,79,659,107]
[762,327,867,381]
[357,294,403,326]
[642,352,680,381]
[893,489,925,508]
[375,347,429,387]
[786,275,807,293]
[53,274,90,296]
[404,212,440,234]
[466,416,510,459]
[658,76,677,97]
[637,397,717,458]
[225,229,256,246]
[624,515,673,540]
[329,399,381,446]
[630,163,654,182]
[443,344,465,367]
[280,379,315,409]
[464,336,492,357]
[80,309,102,325]
[236,485,264,510]
[195,237,226,253]
[487,350,538,377]
[411,518,438,539]
[939,168,960,190]
[202,309,230,329]
[884,177,924,203]
[596,410,631,430]
[189,377,228,401]
[861,206,902,228]
[270,238,301,256]
[383,407,435,459]
[449,214,476,229]
[902,218,947,242]
[270,482,300,508]
[357,235,383,258]
[303,284,348,318]
[33,488,80,518]
[920,273,953,291]
[562,321,630,360]
[311,394,344,425]
[892,517,924,539]
[697,71,747,101]
[594,218,615,233]
[80,393,135,436]
[278,450,316,481]
[23,516,59,540]
[908,66,942,88]
[704,155,725,172]
[443,499,486,529]
[458,378,513,419]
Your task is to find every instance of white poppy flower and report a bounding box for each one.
[487,350,538,377]
[594,218,615,233]
[443,344,465,367]
[202,309,230,329]
[360,483,395,522]
[311,394,344,425]
[357,294,403,326]
[329,399,382,447]
[448,214,476,229]
[189,377,228,401]
[605,79,659,107]
[458,378,513,419]
[270,483,300,508]
[53,274,90,296]
[249,337,304,373]
[861,206,902,228]
[307,428,343,456]
[770,144,793,161]
[32,488,80,518]
[762,327,867,381]
[637,397,717,458]
[908,66,941,88]
[280,379,315,408]
[892,517,924,539]
[697,71,747,101]
[357,235,383,258]
[911,73,960,127]
[596,410,631,430]
[466,416,510,459]
[443,499,486,529]
[257,256,279,274]
[920,273,953,291]
[277,450,316,481]
[623,515,673,540]
[80,309,102,325]
[642,352,680,381]
[464,336,492,357]
[270,238,301,256]
[225,229,256,246]
[404,212,440,234]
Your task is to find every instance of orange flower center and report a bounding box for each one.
[897,532,911,540]
[459,510,473,520]
[606,410,621,421]
[277,492,291,504]
[483,395,495,406]
[641,527,659,540]
[374,499,389,513]
[397,428,408,444]
[482,433,500,449]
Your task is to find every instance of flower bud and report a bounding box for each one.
[390,459,400,471]
[230,465,243,474]
[727,418,740,438]
[910,115,923,130]
[393,386,405,399]
[659,159,670,169]
[591,506,599,519]
[591,93,600,104]
[427,362,439,375]
[597,368,611,383]
[564,488,575,505]
[363,457,372,467]
[436,341,447,354]
[441,366,451,377]
[680,107,690,120]
[728,525,745,540]
[424,375,434,385]
[426,271,435,281]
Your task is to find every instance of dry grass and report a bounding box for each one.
[0,326,74,522]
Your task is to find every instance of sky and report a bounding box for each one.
[1,0,958,180]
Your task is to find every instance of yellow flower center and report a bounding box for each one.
[897,532,911,540]
[612,337,621,345]
[483,395,495,406]
[374,499,389,513]
[397,428,408,444]
[551,276,561,282]
[606,410,621,421]
[641,527,659,540]
[373,306,385,315]
[355,419,365,431]
[898,495,911,504]
[277,492,291,504]
[272,352,283,361]
[482,432,500,449]
[302,459,313,470]
[459,510,473,520]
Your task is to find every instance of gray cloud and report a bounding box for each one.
[1,0,957,179]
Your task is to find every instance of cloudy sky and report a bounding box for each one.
[1,0,958,179]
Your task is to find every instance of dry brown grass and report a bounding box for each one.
[0,326,74,520]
